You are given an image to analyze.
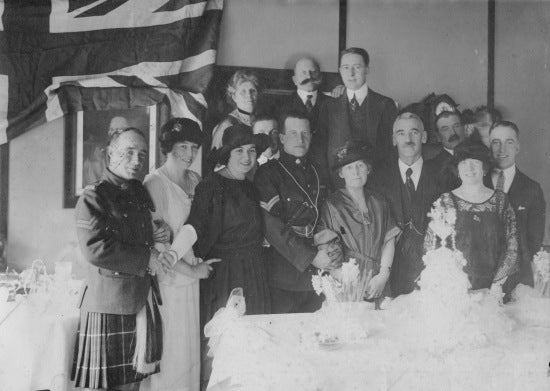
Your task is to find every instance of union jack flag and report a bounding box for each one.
[0,0,224,143]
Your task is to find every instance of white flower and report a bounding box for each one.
[341,258,360,286]
[311,273,324,296]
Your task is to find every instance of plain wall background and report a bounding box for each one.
[7,0,550,271]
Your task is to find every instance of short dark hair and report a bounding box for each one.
[474,105,502,123]
[107,127,147,148]
[489,120,520,137]
[435,110,462,130]
[339,47,370,67]
[159,118,203,155]
[279,109,310,134]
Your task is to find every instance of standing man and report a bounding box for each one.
[254,111,339,313]
[320,47,397,186]
[72,128,170,391]
[430,110,466,192]
[487,120,546,290]
[284,57,329,135]
[370,112,441,296]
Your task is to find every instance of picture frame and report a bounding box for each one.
[63,105,166,208]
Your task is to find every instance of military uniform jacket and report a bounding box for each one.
[254,152,325,291]
[75,169,155,315]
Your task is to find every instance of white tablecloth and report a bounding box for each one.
[0,294,80,391]
[207,307,550,391]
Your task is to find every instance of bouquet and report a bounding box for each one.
[427,202,457,249]
[311,258,372,303]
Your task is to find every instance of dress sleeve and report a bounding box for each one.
[382,198,401,244]
[143,174,168,223]
[493,197,520,282]
[187,177,222,258]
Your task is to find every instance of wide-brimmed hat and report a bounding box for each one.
[332,140,373,171]
[453,139,492,167]
[159,118,204,154]
[215,124,270,164]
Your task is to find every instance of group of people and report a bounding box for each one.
[71,47,547,391]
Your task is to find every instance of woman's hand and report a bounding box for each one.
[153,220,171,243]
[192,258,222,279]
[366,269,390,299]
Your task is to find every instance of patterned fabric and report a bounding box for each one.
[424,191,519,289]
[71,298,162,389]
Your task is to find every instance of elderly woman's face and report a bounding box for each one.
[339,159,369,189]
[227,144,257,176]
[457,158,484,185]
[232,81,258,113]
[170,141,199,169]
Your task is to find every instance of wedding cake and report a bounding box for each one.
[387,204,513,353]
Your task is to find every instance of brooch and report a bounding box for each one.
[473,215,480,222]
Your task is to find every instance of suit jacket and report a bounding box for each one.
[485,169,546,285]
[75,169,154,314]
[429,149,461,192]
[369,158,442,295]
[319,88,398,185]
[370,158,442,234]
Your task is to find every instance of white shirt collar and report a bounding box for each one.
[492,164,516,193]
[346,82,368,106]
[443,147,454,156]
[398,157,423,188]
[296,89,318,107]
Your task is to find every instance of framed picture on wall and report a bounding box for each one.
[63,105,166,208]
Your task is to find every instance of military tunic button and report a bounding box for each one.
[114,272,120,276]
[123,213,128,218]
[121,184,128,190]
[287,198,291,201]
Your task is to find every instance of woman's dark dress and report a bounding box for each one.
[425,190,519,290]
[187,172,270,325]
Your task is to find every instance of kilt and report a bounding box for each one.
[71,297,162,389]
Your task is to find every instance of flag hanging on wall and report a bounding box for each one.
[0,0,224,144]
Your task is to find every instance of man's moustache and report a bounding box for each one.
[300,77,321,85]
[448,134,460,142]
[405,142,416,146]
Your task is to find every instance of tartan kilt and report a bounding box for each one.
[71,299,162,389]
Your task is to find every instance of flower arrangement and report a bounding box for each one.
[311,258,372,303]
[532,249,550,297]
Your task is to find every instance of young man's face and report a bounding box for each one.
[339,53,368,91]
[489,125,520,170]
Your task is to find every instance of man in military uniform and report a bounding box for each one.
[72,127,171,391]
[254,111,341,314]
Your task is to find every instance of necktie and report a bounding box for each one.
[305,95,313,113]
[350,94,358,112]
[406,167,415,196]
[495,169,505,192]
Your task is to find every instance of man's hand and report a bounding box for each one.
[366,269,390,299]
[311,249,333,270]
[153,220,171,244]
[331,84,345,98]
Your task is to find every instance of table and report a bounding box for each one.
[0,289,80,391]
[207,305,550,391]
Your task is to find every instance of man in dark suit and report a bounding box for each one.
[487,120,546,290]
[370,112,442,296]
[430,110,466,192]
[319,47,398,187]
[284,57,330,135]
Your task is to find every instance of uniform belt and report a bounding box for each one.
[290,224,314,238]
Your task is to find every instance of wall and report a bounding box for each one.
[494,0,550,243]
[8,118,81,273]
[347,0,488,108]
[216,0,340,71]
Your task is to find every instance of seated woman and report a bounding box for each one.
[210,70,260,150]
[424,140,519,296]
[187,124,271,322]
[318,141,401,299]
